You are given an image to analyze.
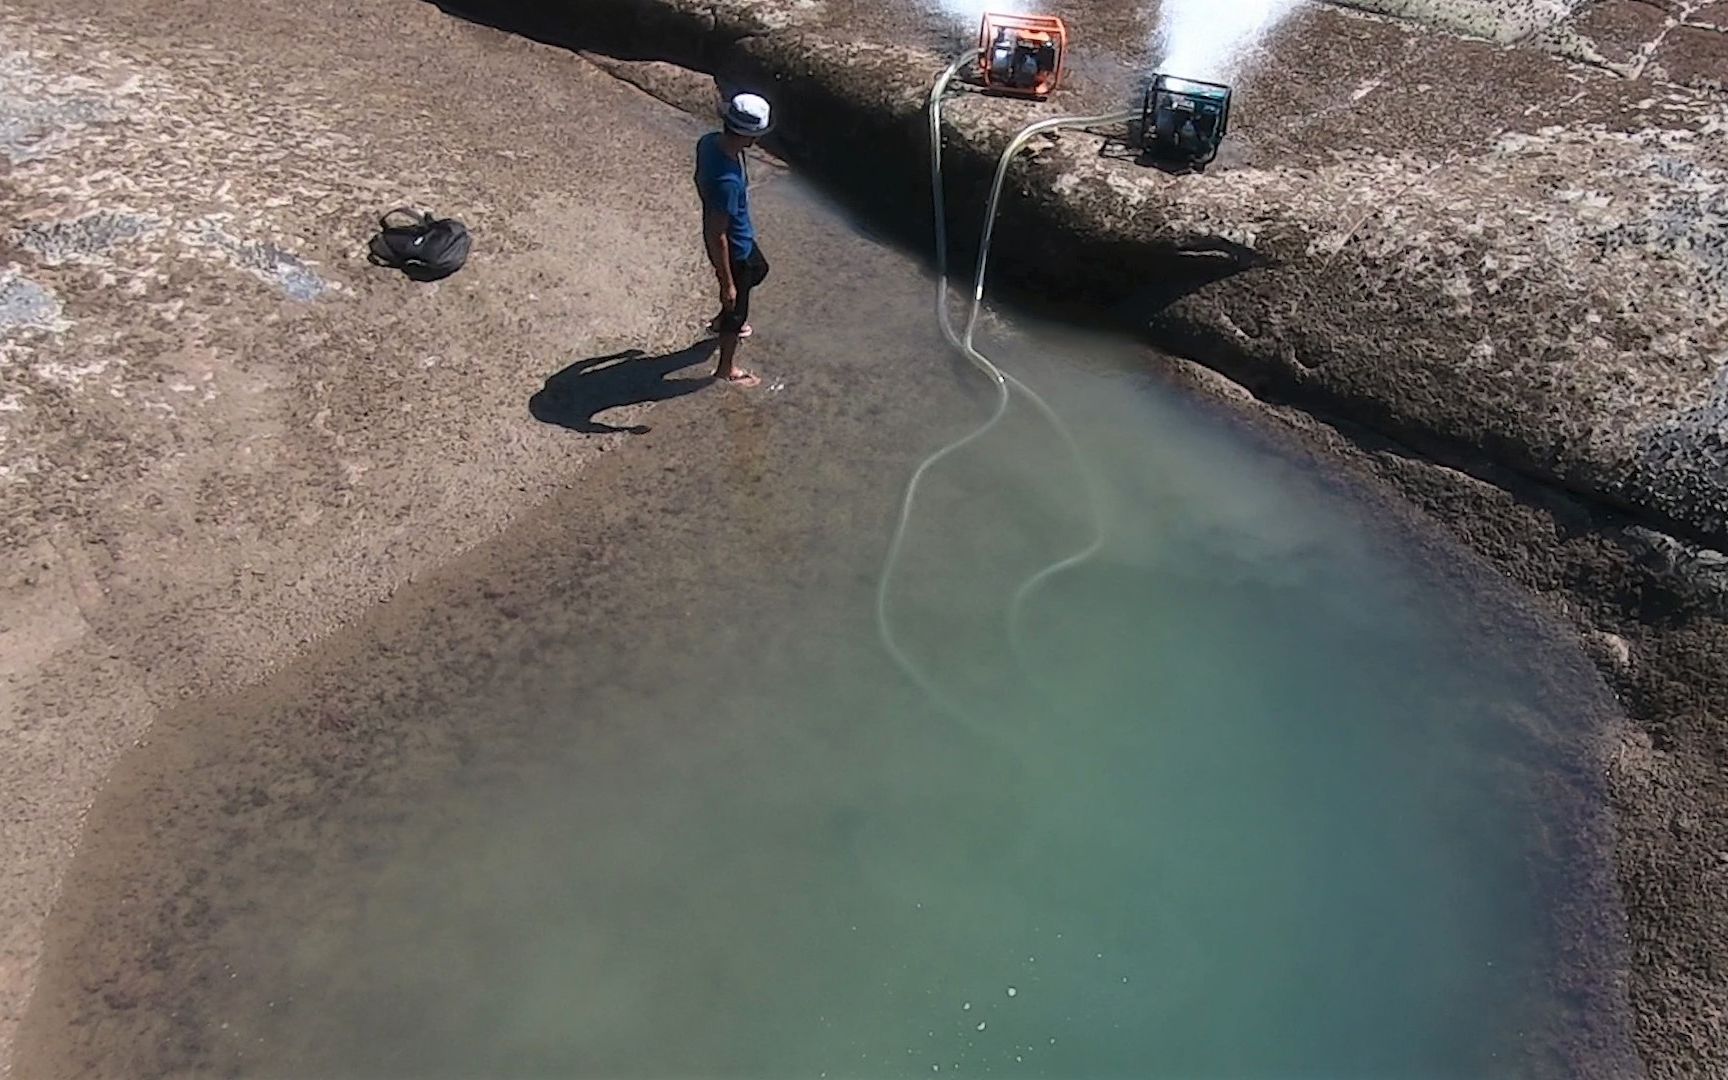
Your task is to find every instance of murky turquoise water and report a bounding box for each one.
[215,337,1617,1080]
[19,174,1628,1080]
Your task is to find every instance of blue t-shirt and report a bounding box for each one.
[694,132,755,260]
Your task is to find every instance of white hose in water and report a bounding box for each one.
[873,49,1132,719]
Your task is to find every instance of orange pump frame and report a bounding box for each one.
[977,13,1069,99]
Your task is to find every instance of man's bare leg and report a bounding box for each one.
[709,313,752,337]
[713,330,759,387]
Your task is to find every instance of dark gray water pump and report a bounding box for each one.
[1139,74,1233,171]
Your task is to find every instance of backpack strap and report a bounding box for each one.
[379,206,435,231]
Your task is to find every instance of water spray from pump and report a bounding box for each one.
[926,0,1301,84]
[1153,0,1301,84]
[932,0,1028,27]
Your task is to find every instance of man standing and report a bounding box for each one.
[695,92,772,387]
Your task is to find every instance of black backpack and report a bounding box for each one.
[368,207,471,281]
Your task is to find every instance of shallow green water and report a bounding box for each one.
[16,168,1628,1077]
[222,337,1615,1080]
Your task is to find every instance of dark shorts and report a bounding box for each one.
[716,245,769,335]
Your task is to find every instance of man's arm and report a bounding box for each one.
[703,207,736,306]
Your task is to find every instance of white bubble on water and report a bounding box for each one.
[1006,987,1017,997]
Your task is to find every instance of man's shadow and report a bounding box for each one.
[529,341,716,435]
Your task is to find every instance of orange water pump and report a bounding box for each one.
[978,13,1068,99]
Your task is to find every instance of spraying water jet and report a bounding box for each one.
[1152,0,1300,85]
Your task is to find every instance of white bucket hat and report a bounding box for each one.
[722,92,773,137]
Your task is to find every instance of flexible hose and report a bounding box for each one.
[929,50,990,355]
[872,50,1005,723]
[964,110,1130,678]
[873,50,1130,719]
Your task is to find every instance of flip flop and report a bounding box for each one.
[717,370,761,388]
